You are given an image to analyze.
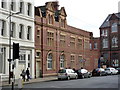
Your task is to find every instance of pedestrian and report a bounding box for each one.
[20,69,26,82]
[26,68,30,81]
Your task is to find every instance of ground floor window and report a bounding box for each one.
[60,54,65,69]
[112,59,119,67]
[0,47,5,73]
[47,53,53,69]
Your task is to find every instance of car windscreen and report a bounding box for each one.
[58,69,66,73]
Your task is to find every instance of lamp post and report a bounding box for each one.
[7,2,20,89]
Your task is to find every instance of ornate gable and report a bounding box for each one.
[59,7,67,17]
[46,2,54,12]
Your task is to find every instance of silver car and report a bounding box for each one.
[58,69,78,80]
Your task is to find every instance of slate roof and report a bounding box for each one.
[100,12,120,28]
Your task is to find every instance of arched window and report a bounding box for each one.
[111,23,117,32]
[60,54,65,69]
[47,53,53,69]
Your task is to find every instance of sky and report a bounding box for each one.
[34,0,120,37]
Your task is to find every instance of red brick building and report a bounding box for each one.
[99,13,120,68]
[35,1,100,78]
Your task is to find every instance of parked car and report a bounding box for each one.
[75,69,92,79]
[92,68,107,76]
[58,69,78,80]
[105,67,118,75]
[116,68,120,74]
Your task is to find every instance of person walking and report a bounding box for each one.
[20,69,26,82]
[26,68,30,81]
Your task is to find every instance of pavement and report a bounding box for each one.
[0,76,57,87]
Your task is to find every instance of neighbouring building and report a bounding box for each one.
[99,13,120,68]
[0,0,35,79]
[35,1,99,78]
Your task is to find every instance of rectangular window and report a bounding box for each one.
[102,38,108,48]
[77,39,82,49]
[27,3,31,16]
[84,39,89,49]
[19,50,26,63]
[112,37,118,47]
[70,37,75,48]
[27,26,31,40]
[60,35,66,47]
[11,22,15,37]
[1,0,6,8]
[112,59,119,67]
[90,43,92,50]
[47,32,54,46]
[20,2,24,14]
[94,42,97,49]
[1,20,5,36]
[101,29,108,37]
[70,55,75,68]
[19,24,23,39]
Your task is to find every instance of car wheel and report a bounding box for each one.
[58,78,61,80]
[75,75,78,79]
[67,76,70,80]
[82,75,84,79]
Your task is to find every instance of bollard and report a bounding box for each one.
[18,78,23,88]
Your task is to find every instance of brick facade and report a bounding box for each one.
[35,1,100,78]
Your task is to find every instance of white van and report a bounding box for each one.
[58,69,78,80]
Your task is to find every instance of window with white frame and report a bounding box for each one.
[101,29,108,36]
[11,0,16,11]
[89,43,92,50]
[27,3,32,16]
[94,42,97,49]
[1,0,6,9]
[19,1,24,14]
[11,22,15,38]
[112,59,119,67]
[111,23,117,33]
[19,24,23,39]
[102,38,108,48]
[70,55,75,68]
[112,36,118,47]
[47,53,53,69]
[0,20,6,36]
[27,26,31,40]
[19,50,26,63]
[60,54,65,69]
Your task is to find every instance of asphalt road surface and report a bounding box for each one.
[3,75,120,90]
[23,75,119,88]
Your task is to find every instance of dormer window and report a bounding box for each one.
[111,23,117,33]
[48,14,53,24]
[61,19,65,28]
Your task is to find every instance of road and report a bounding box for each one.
[3,75,119,89]
[24,75,119,88]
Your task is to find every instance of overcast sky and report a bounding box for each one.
[34,0,120,37]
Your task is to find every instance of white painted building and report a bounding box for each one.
[0,0,35,79]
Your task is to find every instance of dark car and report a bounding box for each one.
[92,68,107,76]
[116,68,120,74]
[76,69,92,79]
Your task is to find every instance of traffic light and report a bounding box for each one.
[13,42,19,60]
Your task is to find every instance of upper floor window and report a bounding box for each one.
[48,14,53,24]
[0,20,6,36]
[94,42,97,49]
[70,37,75,48]
[111,23,117,33]
[27,3,32,16]
[102,38,108,48]
[1,0,6,9]
[112,36,118,47]
[19,1,24,14]
[90,43,92,50]
[84,39,90,49]
[19,24,24,39]
[11,22,15,38]
[47,31,54,46]
[101,29,108,37]
[61,19,65,28]
[27,26,31,40]
[60,34,66,47]
[77,39,82,49]
[11,0,16,11]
